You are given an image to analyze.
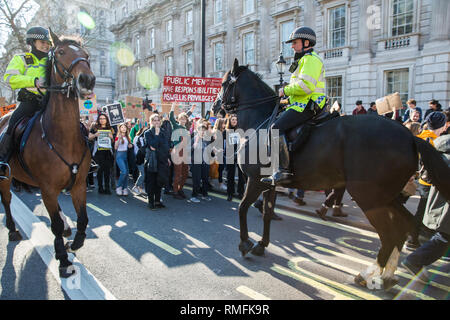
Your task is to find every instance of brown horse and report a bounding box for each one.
[0,30,95,278]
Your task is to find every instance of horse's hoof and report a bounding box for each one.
[354,274,367,288]
[71,232,86,251]
[382,277,399,291]
[250,243,265,256]
[239,240,254,257]
[8,230,23,242]
[63,228,72,238]
[59,264,76,278]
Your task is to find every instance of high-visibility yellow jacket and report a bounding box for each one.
[3,52,47,95]
[284,51,326,113]
[417,130,438,186]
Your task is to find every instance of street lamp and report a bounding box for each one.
[275,50,287,86]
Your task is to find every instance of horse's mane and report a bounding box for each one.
[239,66,276,97]
[45,36,84,86]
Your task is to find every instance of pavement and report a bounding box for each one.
[186,177,421,234]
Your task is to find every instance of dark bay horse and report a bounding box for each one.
[212,58,450,290]
[0,30,95,278]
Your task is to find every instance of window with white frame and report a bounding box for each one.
[165,55,173,75]
[280,20,294,61]
[243,32,255,65]
[186,10,193,35]
[326,76,343,107]
[166,19,173,43]
[121,69,128,91]
[150,60,156,74]
[328,5,346,48]
[391,0,414,36]
[386,69,409,106]
[149,28,155,50]
[135,67,140,88]
[214,42,224,71]
[214,0,223,24]
[243,0,255,15]
[186,49,194,76]
[100,50,106,76]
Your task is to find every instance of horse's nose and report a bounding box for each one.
[78,73,96,90]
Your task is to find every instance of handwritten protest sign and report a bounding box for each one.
[97,130,112,150]
[162,76,222,103]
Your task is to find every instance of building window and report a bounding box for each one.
[166,19,173,43]
[243,0,255,15]
[100,63,106,76]
[280,20,294,62]
[186,10,193,35]
[135,67,139,88]
[214,0,223,24]
[391,0,414,36]
[186,49,194,76]
[149,28,155,50]
[243,32,255,65]
[150,60,156,74]
[121,69,128,91]
[386,69,409,106]
[326,76,343,107]
[165,56,173,75]
[214,42,224,71]
[328,5,346,48]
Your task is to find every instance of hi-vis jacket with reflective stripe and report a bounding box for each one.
[3,52,47,95]
[284,51,326,113]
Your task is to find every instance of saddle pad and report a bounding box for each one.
[19,111,42,154]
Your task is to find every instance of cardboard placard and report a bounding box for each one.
[125,96,143,119]
[0,104,16,117]
[376,92,403,115]
[79,95,98,121]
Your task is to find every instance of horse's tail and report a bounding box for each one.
[414,136,450,200]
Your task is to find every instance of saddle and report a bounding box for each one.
[286,110,339,152]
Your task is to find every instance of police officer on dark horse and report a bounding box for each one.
[261,26,326,185]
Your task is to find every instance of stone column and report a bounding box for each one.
[303,0,315,29]
[358,0,371,54]
[430,0,450,41]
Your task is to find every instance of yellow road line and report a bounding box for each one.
[236,286,271,300]
[271,264,354,300]
[336,236,377,255]
[288,258,381,300]
[134,231,182,256]
[87,203,111,216]
[315,246,450,293]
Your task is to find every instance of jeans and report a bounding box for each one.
[226,163,246,196]
[405,232,450,267]
[191,163,209,197]
[116,151,129,189]
[411,184,431,240]
[95,150,113,191]
[134,164,145,189]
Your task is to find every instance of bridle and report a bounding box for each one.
[40,44,91,98]
[218,72,278,114]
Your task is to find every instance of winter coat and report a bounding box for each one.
[144,127,171,187]
[422,135,450,235]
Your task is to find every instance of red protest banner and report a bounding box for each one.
[162,76,222,103]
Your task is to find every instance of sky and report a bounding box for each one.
[0,0,40,55]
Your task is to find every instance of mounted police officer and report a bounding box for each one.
[262,26,326,185]
[0,27,51,176]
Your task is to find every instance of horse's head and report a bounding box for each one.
[211,58,276,121]
[48,29,96,100]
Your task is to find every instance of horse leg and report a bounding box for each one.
[68,183,88,252]
[1,185,22,241]
[251,186,276,256]
[238,178,266,257]
[355,206,400,290]
[41,190,74,278]
[58,204,72,238]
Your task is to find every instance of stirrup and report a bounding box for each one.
[0,162,11,180]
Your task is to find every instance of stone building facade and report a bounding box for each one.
[108,0,449,114]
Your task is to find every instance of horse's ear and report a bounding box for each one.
[231,58,239,75]
[48,28,60,46]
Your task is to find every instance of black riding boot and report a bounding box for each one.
[261,134,292,185]
[0,133,13,177]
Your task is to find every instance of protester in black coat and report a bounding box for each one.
[144,114,171,210]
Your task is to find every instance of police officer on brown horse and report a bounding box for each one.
[262,26,326,185]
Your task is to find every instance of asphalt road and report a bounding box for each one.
[0,186,449,300]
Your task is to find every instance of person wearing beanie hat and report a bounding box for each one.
[405,111,447,250]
